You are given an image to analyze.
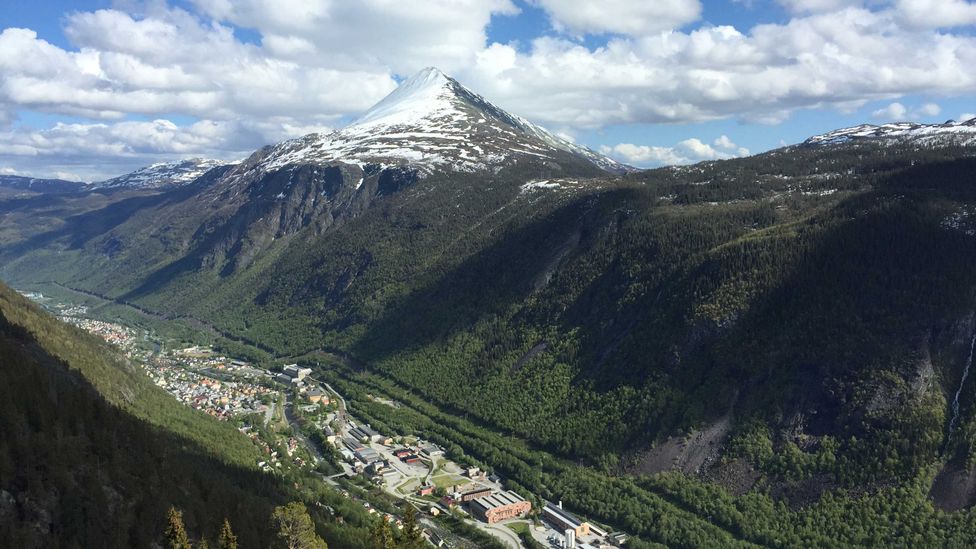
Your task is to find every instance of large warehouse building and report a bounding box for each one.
[543,502,590,537]
[469,491,532,524]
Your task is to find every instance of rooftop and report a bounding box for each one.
[471,490,529,511]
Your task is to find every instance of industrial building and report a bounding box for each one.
[275,373,299,385]
[543,502,590,538]
[456,486,493,502]
[282,364,312,381]
[349,425,380,443]
[355,447,381,464]
[343,437,365,453]
[469,490,532,524]
[420,443,445,457]
[306,386,328,404]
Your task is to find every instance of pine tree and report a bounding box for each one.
[164,507,191,549]
[272,502,327,549]
[370,517,396,549]
[400,504,424,549]
[217,518,238,549]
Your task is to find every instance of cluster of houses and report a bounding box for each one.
[240,427,285,472]
[362,502,406,530]
[144,358,273,419]
[60,316,136,348]
[170,349,260,376]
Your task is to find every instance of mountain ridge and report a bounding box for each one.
[805,117,976,147]
[0,175,87,194]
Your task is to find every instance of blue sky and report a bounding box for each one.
[1,0,975,180]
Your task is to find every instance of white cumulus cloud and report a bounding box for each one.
[532,0,702,35]
[0,118,295,181]
[872,102,909,119]
[776,0,867,13]
[188,0,518,73]
[871,101,942,120]
[918,103,941,116]
[600,136,750,167]
[461,7,976,130]
[894,0,976,28]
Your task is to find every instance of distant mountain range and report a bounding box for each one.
[805,117,976,146]
[0,175,87,194]
[90,158,233,189]
[0,160,234,194]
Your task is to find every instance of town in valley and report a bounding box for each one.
[20,289,629,549]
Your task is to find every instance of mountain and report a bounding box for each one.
[91,158,232,189]
[0,175,87,194]
[261,67,629,175]
[0,68,626,278]
[5,79,976,544]
[805,117,976,147]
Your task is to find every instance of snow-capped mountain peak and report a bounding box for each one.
[805,117,976,147]
[261,67,628,174]
[350,67,454,128]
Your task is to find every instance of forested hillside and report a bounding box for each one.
[0,283,376,548]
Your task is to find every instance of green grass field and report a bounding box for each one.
[431,474,465,489]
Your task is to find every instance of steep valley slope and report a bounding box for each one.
[0,282,378,548]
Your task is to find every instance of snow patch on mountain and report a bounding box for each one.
[521,179,565,192]
[942,207,976,236]
[519,178,602,196]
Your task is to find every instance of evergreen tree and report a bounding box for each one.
[217,518,238,549]
[272,502,327,549]
[400,504,424,549]
[369,517,396,549]
[164,507,191,549]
